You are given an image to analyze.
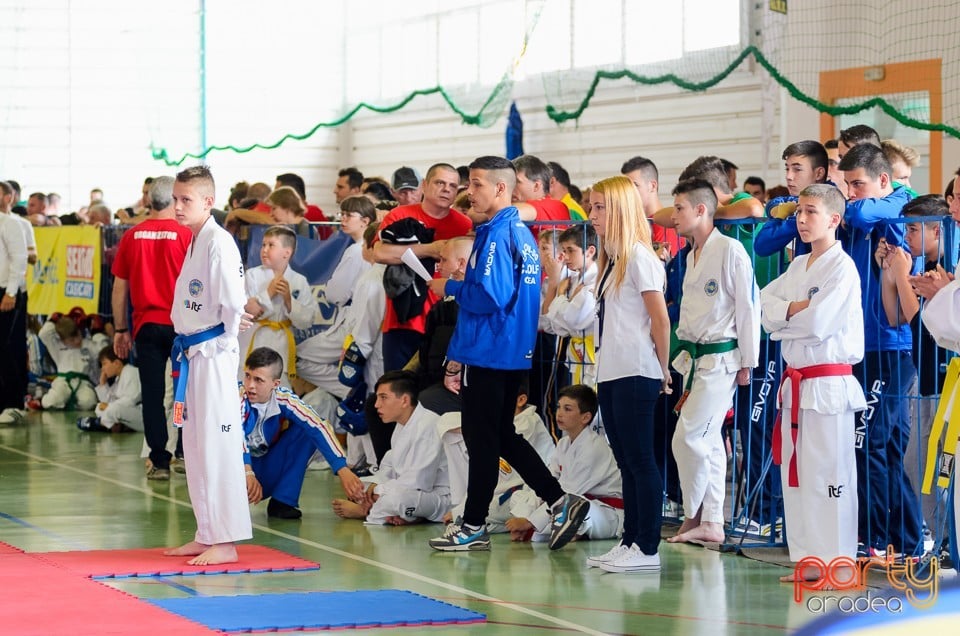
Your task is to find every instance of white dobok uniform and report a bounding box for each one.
[95,364,143,431]
[540,263,598,387]
[440,407,555,532]
[922,279,960,548]
[367,404,450,524]
[238,264,315,386]
[38,321,99,410]
[761,242,866,562]
[510,425,623,540]
[673,229,760,525]
[171,215,252,546]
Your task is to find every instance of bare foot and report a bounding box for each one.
[332,498,370,519]
[667,521,725,544]
[187,543,238,566]
[164,540,209,557]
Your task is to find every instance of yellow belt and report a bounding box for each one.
[922,357,960,494]
[246,319,297,379]
[567,334,596,385]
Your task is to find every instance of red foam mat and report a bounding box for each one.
[0,541,23,554]
[32,544,320,578]
[0,552,219,636]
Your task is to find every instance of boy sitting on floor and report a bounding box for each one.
[38,315,98,410]
[241,347,364,519]
[506,384,623,542]
[332,371,450,525]
[78,345,142,433]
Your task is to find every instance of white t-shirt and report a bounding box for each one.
[595,242,665,383]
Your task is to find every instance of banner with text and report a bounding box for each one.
[27,226,102,315]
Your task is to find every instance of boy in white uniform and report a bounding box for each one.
[165,166,252,566]
[507,384,622,542]
[667,178,760,545]
[38,316,98,410]
[441,383,555,533]
[760,184,866,581]
[332,371,450,525]
[541,224,599,388]
[80,345,143,433]
[239,226,315,387]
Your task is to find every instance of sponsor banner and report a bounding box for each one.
[27,226,101,315]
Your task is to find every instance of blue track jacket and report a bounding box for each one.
[444,206,541,370]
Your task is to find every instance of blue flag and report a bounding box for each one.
[506,101,524,160]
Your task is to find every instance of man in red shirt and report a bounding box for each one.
[112,176,192,480]
[373,163,473,373]
[621,156,684,258]
[512,155,571,236]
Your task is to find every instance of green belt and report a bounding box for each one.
[673,339,738,392]
[56,371,92,410]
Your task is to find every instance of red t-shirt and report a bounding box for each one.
[651,224,685,256]
[111,218,192,336]
[526,197,571,238]
[375,204,473,333]
[304,204,333,240]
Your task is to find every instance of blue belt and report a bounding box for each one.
[171,323,225,426]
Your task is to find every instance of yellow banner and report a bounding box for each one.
[27,226,102,315]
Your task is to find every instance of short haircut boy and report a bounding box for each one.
[839,124,881,149]
[548,161,572,188]
[245,346,284,380]
[557,384,598,419]
[558,223,598,253]
[881,139,920,168]
[782,140,828,176]
[263,225,298,251]
[375,370,419,406]
[672,178,719,214]
[744,176,766,191]
[678,156,731,195]
[837,143,893,178]
[469,156,517,190]
[901,194,948,225]
[338,167,364,190]
[620,156,658,181]
[55,316,80,341]
[175,165,215,197]
[98,345,120,364]
[797,184,846,216]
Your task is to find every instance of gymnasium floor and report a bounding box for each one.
[2,410,826,635]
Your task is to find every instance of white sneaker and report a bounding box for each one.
[586,543,631,568]
[599,544,661,573]
[0,408,27,424]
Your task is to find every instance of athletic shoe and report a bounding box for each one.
[170,458,186,474]
[76,416,108,432]
[267,498,303,519]
[599,544,661,573]
[586,543,631,568]
[548,493,590,550]
[146,466,170,481]
[428,520,490,551]
[0,408,27,424]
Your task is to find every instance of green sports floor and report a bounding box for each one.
[1,410,831,635]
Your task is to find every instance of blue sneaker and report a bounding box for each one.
[428,520,490,552]
[549,493,590,550]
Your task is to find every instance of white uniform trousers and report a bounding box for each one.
[510,490,622,540]
[779,408,858,562]
[182,348,252,545]
[672,362,737,525]
[366,483,451,525]
[346,433,376,470]
[98,402,143,432]
[42,377,97,410]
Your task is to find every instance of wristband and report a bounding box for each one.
[115,328,129,334]
[245,470,255,476]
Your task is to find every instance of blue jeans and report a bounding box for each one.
[854,350,923,554]
[598,375,663,555]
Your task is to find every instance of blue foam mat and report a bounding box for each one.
[149,589,486,631]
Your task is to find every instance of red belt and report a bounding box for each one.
[773,363,853,488]
[585,494,624,509]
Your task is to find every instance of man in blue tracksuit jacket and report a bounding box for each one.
[240,347,364,519]
[426,156,589,552]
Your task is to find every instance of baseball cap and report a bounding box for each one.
[392,166,421,192]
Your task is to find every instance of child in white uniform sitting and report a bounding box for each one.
[38,315,98,410]
[79,345,143,433]
[507,385,622,542]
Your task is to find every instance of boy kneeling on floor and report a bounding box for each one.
[241,347,365,519]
